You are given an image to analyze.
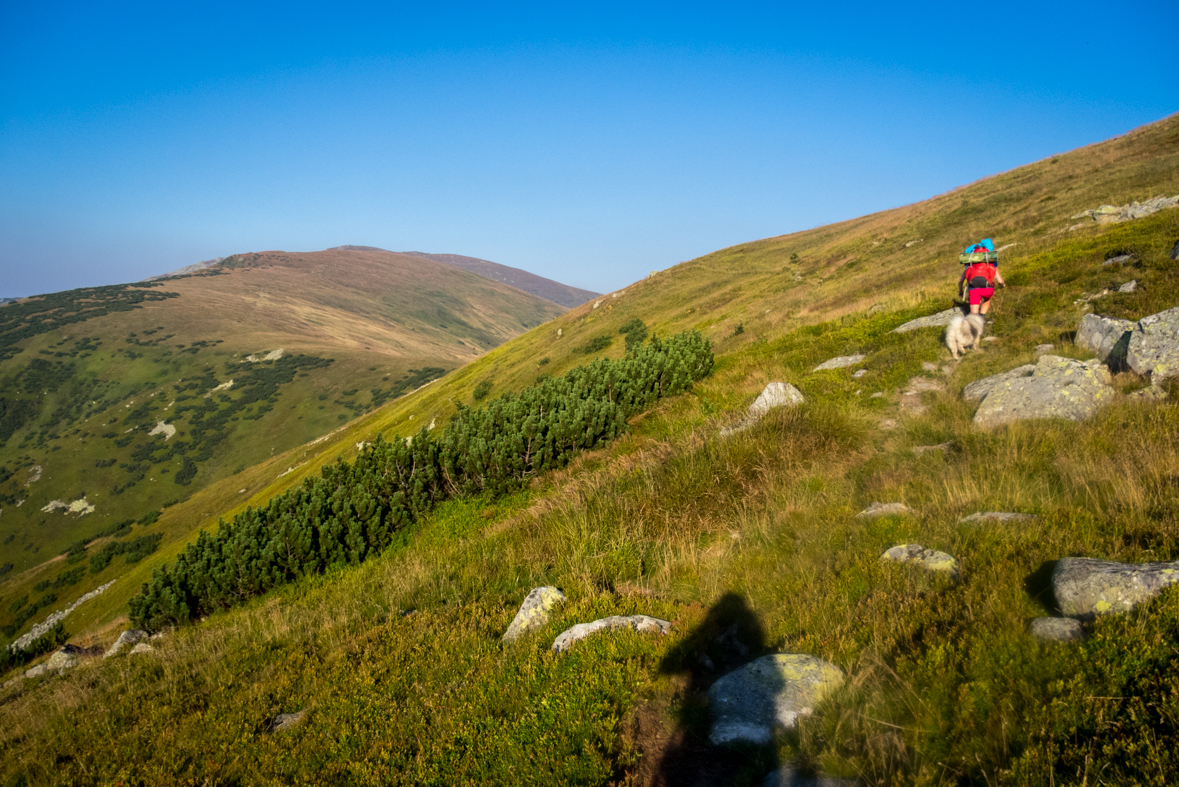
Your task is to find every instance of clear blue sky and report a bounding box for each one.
[2,1,1176,298]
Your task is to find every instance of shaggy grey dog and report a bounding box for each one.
[945,313,986,359]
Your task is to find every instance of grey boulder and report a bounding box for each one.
[972,355,1114,428]
[105,629,149,658]
[892,307,964,334]
[708,654,845,746]
[962,365,1036,403]
[1053,557,1179,620]
[722,382,804,436]
[267,710,306,733]
[502,586,566,642]
[551,615,671,653]
[1128,305,1179,382]
[1030,617,1084,642]
[1076,314,1136,369]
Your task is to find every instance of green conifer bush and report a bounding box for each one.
[129,331,713,630]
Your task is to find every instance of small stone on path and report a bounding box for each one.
[892,307,964,334]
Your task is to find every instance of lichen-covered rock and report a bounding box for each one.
[958,511,1036,524]
[502,586,566,642]
[1030,617,1084,642]
[104,629,149,658]
[1053,557,1179,620]
[880,544,960,578]
[857,502,914,517]
[892,307,964,334]
[1076,313,1135,368]
[708,654,845,746]
[551,615,671,653]
[24,644,91,679]
[812,355,865,372]
[1128,305,1179,381]
[962,365,1036,403]
[972,355,1113,428]
[722,382,804,436]
[1072,195,1179,224]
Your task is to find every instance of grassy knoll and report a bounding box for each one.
[1,199,1177,783]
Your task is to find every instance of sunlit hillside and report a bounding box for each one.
[2,114,1178,786]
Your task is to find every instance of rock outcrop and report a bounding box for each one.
[1071,195,1179,224]
[551,615,671,653]
[857,502,914,517]
[708,654,845,745]
[1128,305,1179,382]
[812,355,865,372]
[722,382,804,436]
[880,544,960,578]
[971,356,1113,428]
[9,580,116,653]
[502,586,566,642]
[1076,314,1135,369]
[1053,557,1179,620]
[892,307,964,334]
[1030,617,1083,642]
[105,629,149,658]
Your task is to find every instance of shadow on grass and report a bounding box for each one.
[645,592,776,787]
[1024,560,1059,612]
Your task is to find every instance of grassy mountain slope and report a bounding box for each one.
[2,115,1178,785]
[332,246,601,308]
[0,249,565,619]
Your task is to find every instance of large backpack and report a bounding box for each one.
[964,261,997,289]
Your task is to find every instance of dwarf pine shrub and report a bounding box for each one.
[129,331,713,631]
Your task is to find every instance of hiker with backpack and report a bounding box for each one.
[958,238,1006,315]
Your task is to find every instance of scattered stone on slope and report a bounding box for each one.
[913,442,952,455]
[551,615,671,653]
[852,369,867,378]
[9,581,116,652]
[1053,557,1179,620]
[857,502,914,517]
[502,586,566,642]
[1076,314,1135,369]
[962,365,1036,403]
[1103,254,1136,267]
[812,355,865,372]
[130,643,154,654]
[1119,280,1138,293]
[880,544,960,578]
[1128,305,1179,382]
[892,307,964,334]
[762,766,857,787]
[104,629,149,658]
[878,417,898,430]
[722,382,804,436]
[1035,344,1055,355]
[267,710,306,733]
[1030,617,1084,643]
[708,654,845,746]
[1127,385,1168,400]
[148,421,176,440]
[958,511,1036,524]
[971,356,1114,428]
[23,644,98,679]
[921,362,938,372]
[1071,195,1179,224]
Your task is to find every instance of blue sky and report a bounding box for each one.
[2,2,1176,298]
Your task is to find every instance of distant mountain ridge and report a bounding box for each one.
[331,247,599,309]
